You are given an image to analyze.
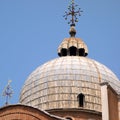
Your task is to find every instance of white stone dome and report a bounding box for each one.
[19,56,120,112]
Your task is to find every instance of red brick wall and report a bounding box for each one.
[107,87,119,120]
[118,99,120,120]
[0,105,60,120]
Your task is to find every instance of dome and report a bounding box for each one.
[19,56,120,112]
[19,1,120,119]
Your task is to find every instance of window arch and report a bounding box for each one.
[69,46,77,56]
[77,93,85,107]
[66,117,73,120]
[61,48,67,56]
[79,48,85,56]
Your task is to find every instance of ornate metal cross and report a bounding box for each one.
[63,0,83,26]
[2,80,13,105]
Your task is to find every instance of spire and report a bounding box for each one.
[63,0,83,27]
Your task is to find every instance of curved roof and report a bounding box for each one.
[58,37,88,56]
[19,56,120,112]
[0,104,65,120]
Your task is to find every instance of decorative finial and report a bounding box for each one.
[63,0,83,26]
[2,80,13,106]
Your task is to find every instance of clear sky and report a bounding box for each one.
[0,0,120,107]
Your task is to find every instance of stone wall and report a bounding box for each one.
[101,82,119,120]
[107,86,119,120]
[47,109,102,120]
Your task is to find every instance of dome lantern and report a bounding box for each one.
[58,0,88,57]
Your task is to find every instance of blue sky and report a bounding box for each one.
[0,0,120,107]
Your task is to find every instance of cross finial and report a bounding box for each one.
[2,80,13,106]
[63,0,83,26]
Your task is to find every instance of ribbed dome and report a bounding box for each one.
[58,37,88,57]
[58,26,88,57]
[19,56,120,112]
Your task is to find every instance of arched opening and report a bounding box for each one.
[61,48,67,56]
[66,117,73,120]
[79,48,85,56]
[69,46,77,56]
[77,93,85,107]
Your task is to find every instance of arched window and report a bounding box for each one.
[69,46,77,56]
[77,93,85,107]
[79,48,85,56]
[61,48,67,56]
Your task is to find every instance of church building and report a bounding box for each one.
[0,0,120,120]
